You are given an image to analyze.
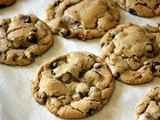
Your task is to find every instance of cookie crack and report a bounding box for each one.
[69,104,84,114]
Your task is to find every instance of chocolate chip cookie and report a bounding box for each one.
[100,23,160,84]
[115,0,160,17]
[0,14,53,65]
[45,0,120,41]
[30,51,114,118]
[135,87,160,120]
[0,0,16,8]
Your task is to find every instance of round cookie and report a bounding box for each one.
[30,51,114,119]
[115,0,160,18]
[0,0,16,8]
[135,87,160,120]
[0,14,53,66]
[100,23,160,84]
[45,0,120,41]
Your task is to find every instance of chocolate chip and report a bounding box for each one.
[36,87,40,91]
[28,34,38,43]
[52,61,58,69]
[151,62,160,71]
[128,8,137,15]
[51,71,56,75]
[75,33,84,40]
[143,3,147,6]
[41,93,48,103]
[54,0,61,7]
[13,54,19,61]
[20,15,31,23]
[60,28,70,37]
[101,43,105,48]
[0,50,2,55]
[78,92,87,98]
[78,71,84,78]
[0,4,7,9]
[78,92,83,98]
[110,33,115,39]
[87,108,95,115]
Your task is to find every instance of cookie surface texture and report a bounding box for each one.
[100,23,160,84]
[0,0,16,8]
[45,0,120,40]
[30,51,114,118]
[115,0,160,17]
[0,14,53,65]
[135,87,160,120]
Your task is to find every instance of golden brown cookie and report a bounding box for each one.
[31,51,114,118]
[45,0,120,41]
[115,0,160,17]
[0,14,53,65]
[100,23,160,84]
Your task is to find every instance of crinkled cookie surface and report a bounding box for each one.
[100,23,160,84]
[0,14,53,65]
[45,0,120,40]
[30,51,114,118]
[115,0,160,17]
[135,87,160,120]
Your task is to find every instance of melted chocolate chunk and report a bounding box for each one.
[128,8,137,15]
[28,34,38,43]
[60,29,71,37]
[110,33,115,39]
[75,33,84,40]
[20,15,31,23]
[51,70,56,75]
[101,43,105,48]
[52,61,58,69]
[13,54,19,61]
[87,108,95,115]
[36,87,40,91]
[78,71,84,78]
[54,0,61,7]
[0,4,7,9]
[151,62,160,71]
[41,93,48,103]
[78,92,88,98]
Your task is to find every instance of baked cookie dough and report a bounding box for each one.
[45,0,120,41]
[0,0,16,8]
[0,14,53,65]
[135,87,160,120]
[31,51,114,118]
[115,0,160,17]
[100,23,160,84]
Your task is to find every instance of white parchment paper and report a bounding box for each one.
[0,0,160,120]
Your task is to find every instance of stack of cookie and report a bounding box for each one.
[0,0,160,119]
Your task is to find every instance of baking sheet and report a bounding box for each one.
[0,0,160,120]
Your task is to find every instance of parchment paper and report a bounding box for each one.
[0,0,160,120]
